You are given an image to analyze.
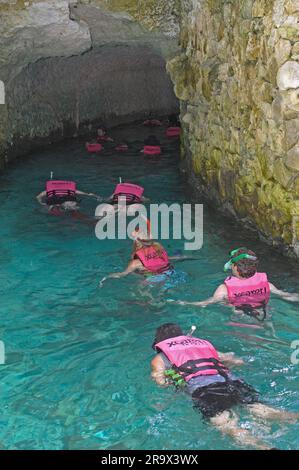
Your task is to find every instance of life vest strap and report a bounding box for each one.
[236,302,267,322]
[112,193,141,204]
[47,190,76,197]
[46,189,77,205]
[175,357,229,380]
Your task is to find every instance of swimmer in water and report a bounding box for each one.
[106,228,187,280]
[106,182,149,206]
[142,114,162,126]
[36,179,100,216]
[115,141,129,152]
[167,114,181,127]
[168,247,299,319]
[142,135,162,156]
[96,127,114,143]
[151,323,299,450]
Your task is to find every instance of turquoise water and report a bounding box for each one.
[0,123,298,450]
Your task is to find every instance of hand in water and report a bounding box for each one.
[99,277,107,288]
[90,194,102,201]
[166,299,186,305]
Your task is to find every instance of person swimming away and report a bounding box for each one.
[106,182,149,206]
[36,179,100,216]
[167,114,181,127]
[85,141,103,153]
[151,323,299,450]
[168,247,299,319]
[107,240,172,280]
[166,114,181,138]
[96,127,114,143]
[142,135,162,156]
[142,114,162,126]
[105,228,187,280]
[115,141,129,152]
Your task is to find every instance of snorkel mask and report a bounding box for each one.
[224,247,258,272]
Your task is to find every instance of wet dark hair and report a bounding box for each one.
[233,248,259,278]
[152,323,183,350]
[144,135,160,146]
[168,114,180,126]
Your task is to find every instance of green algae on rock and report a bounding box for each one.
[169,0,299,256]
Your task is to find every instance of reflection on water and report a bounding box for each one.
[0,123,298,449]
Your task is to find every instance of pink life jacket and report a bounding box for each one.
[224,272,270,308]
[135,245,170,274]
[46,180,77,205]
[166,127,181,137]
[112,183,144,204]
[86,143,103,153]
[156,335,227,382]
[115,144,128,152]
[97,135,112,143]
[143,145,162,155]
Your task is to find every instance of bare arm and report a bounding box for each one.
[151,355,168,386]
[36,191,47,205]
[107,259,143,279]
[218,351,244,367]
[269,283,299,302]
[76,190,101,199]
[168,284,228,307]
[168,255,198,262]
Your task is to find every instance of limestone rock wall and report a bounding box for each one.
[84,0,180,38]
[168,0,299,255]
[0,0,178,168]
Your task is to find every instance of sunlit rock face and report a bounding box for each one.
[168,0,299,256]
[0,0,179,167]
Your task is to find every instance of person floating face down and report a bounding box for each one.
[36,179,100,216]
[169,247,299,317]
[151,323,299,450]
[107,182,149,207]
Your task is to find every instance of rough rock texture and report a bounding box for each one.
[86,0,180,38]
[168,0,299,256]
[0,0,178,168]
[6,46,177,160]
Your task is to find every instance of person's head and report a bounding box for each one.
[97,127,106,136]
[152,323,183,350]
[168,114,179,126]
[61,201,80,211]
[145,135,160,146]
[224,247,259,279]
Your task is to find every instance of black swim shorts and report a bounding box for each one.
[192,379,259,419]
